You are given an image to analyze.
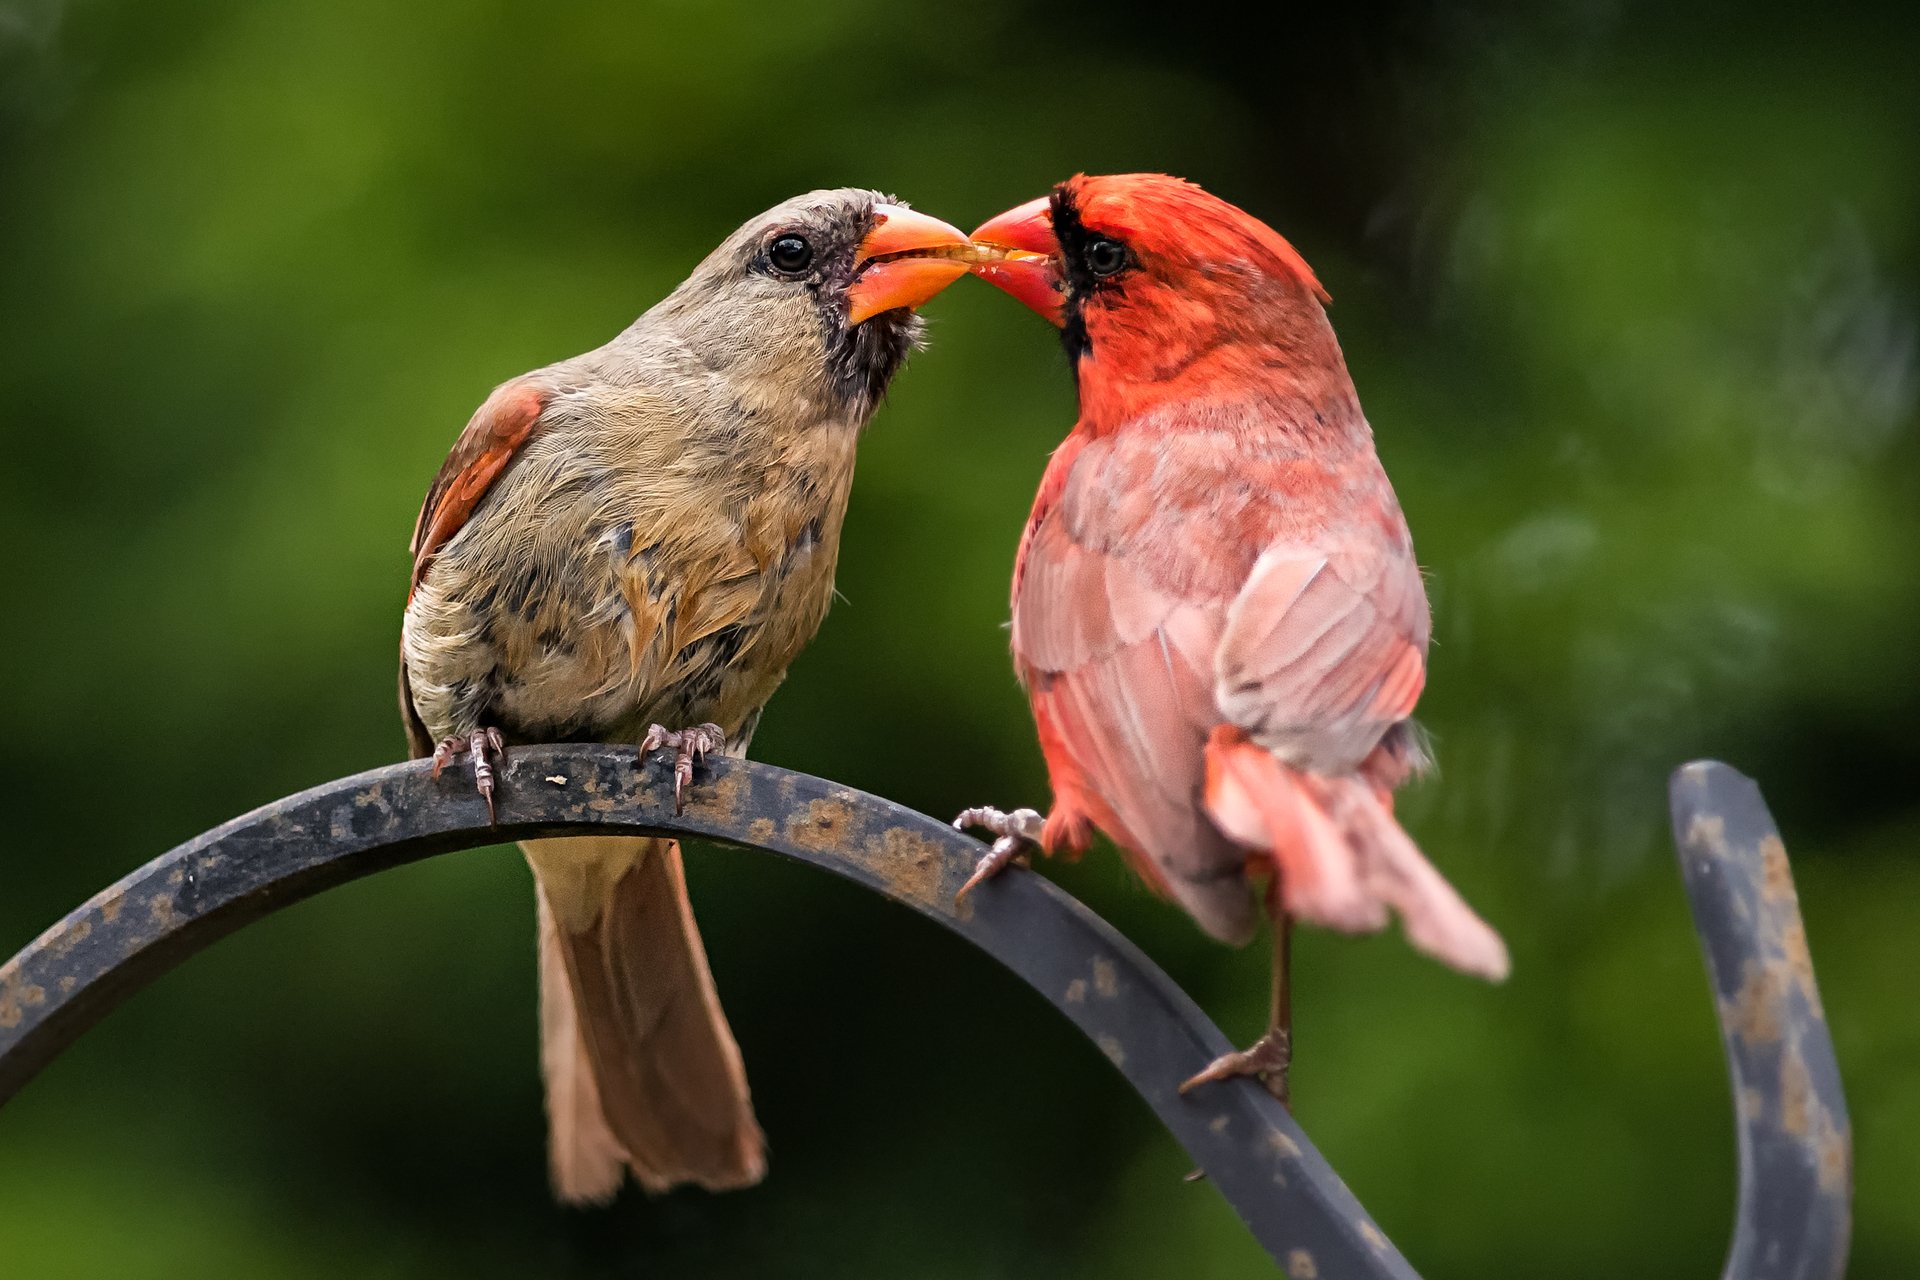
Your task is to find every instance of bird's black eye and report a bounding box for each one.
[1085,237,1128,278]
[768,234,814,276]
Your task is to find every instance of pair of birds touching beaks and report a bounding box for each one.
[397,174,1512,1203]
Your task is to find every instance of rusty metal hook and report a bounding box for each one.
[1670,762,1852,1280]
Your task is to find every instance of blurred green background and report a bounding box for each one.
[3,0,1916,1275]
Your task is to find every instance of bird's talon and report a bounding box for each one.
[955,844,1027,902]
[480,726,508,770]
[431,728,508,824]
[641,722,727,814]
[1178,1028,1292,1104]
[952,805,1045,901]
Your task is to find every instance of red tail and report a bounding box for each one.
[1202,727,1509,981]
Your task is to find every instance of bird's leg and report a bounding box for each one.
[1179,911,1293,1105]
[951,806,1046,901]
[431,726,509,823]
[640,722,727,814]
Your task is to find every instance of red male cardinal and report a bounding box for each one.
[400,190,970,1199]
[957,174,1507,1101]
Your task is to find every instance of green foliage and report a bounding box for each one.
[1,0,1915,1274]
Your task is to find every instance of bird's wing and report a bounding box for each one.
[1213,541,1430,775]
[408,377,550,595]
[1200,542,1509,979]
[1011,436,1257,944]
[398,376,550,756]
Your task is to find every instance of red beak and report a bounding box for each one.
[845,205,973,325]
[968,196,1065,326]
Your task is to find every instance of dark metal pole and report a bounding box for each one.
[1669,762,1852,1280]
[0,746,1415,1277]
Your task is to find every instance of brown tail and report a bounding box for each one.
[1202,727,1510,981]
[523,836,766,1202]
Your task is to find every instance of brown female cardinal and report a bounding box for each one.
[399,190,971,1200]
[956,175,1508,1102]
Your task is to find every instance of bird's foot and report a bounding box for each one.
[1179,1027,1291,1105]
[641,722,726,814]
[951,805,1045,901]
[431,726,509,823]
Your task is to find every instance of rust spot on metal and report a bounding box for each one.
[784,797,853,850]
[1726,960,1785,1046]
[58,975,75,994]
[1817,1122,1851,1196]
[1267,1131,1302,1159]
[167,868,185,887]
[852,824,949,913]
[1096,1034,1125,1066]
[1208,1114,1230,1136]
[1760,834,1794,906]
[1776,1035,1848,1191]
[1741,1087,1764,1120]
[1687,813,1727,855]
[1358,1221,1389,1253]
[698,766,747,817]
[1781,1042,1813,1138]
[1286,1248,1318,1278]
[148,894,179,929]
[1780,921,1825,1019]
[99,890,124,924]
[39,919,91,957]
[1093,956,1119,998]
[570,772,623,815]
[1064,978,1088,1004]
[0,969,47,1029]
[746,817,776,845]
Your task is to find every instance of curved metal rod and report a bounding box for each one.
[1670,761,1852,1280]
[0,751,1854,1275]
[0,745,1415,1278]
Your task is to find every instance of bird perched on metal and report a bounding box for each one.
[399,189,971,1200]
[955,174,1508,1103]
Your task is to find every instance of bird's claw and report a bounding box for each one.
[1178,1027,1292,1105]
[431,726,509,823]
[952,805,1045,901]
[641,722,726,814]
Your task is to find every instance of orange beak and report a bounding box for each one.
[845,204,973,325]
[967,196,1065,326]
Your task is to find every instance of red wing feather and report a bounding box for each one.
[409,378,549,595]
[1014,505,1257,944]
[1213,545,1429,773]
